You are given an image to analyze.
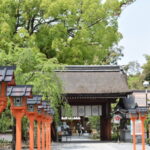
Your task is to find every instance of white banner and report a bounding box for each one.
[92,105,99,116]
[78,106,85,116]
[72,106,78,116]
[85,106,92,116]
[64,105,102,117]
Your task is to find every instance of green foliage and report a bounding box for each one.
[62,102,72,118]
[124,61,141,76]
[142,55,150,82]
[0,46,63,123]
[126,56,150,90]
[0,102,12,133]
[123,61,143,89]
[22,117,29,141]
[88,116,100,130]
[128,75,143,89]
[0,0,134,128]
[0,0,134,65]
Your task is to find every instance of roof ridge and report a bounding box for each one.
[55,65,122,72]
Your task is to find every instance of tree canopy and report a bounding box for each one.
[0,0,135,123]
[142,55,150,82]
[124,57,150,90]
[0,0,134,65]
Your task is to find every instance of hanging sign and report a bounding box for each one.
[113,114,122,124]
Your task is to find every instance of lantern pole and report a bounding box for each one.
[26,113,35,150]
[49,116,53,150]
[140,114,146,150]
[42,116,46,150]
[129,109,138,150]
[137,107,148,150]
[131,116,136,150]
[46,118,49,150]
[13,110,25,150]
[37,116,42,150]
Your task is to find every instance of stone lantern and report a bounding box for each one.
[27,95,42,113]
[26,95,42,150]
[7,85,32,150]
[0,66,16,113]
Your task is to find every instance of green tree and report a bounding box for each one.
[0,0,135,142]
[0,0,134,65]
[142,55,150,82]
[0,0,135,125]
[123,61,141,76]
[123,61,143,89]
[0,102,12,133]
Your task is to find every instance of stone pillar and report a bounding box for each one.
[100,102,111,141]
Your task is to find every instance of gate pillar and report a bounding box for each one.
[100,102,111,141]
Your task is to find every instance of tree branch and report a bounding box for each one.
[32,18,59,32]
[88,18,103,28]
[14,0,21,34]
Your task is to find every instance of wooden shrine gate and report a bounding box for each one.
[55,65,132,141]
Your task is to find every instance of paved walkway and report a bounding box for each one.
[61,133,99,142]
[52,142,150,150]
[52,134,150,150]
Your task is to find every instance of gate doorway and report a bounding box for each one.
[61,116,101,142]
[55,65,132,141]
[61,104,102,142]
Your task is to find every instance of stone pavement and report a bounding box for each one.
[52,134,150,150]
[52,142,150,150]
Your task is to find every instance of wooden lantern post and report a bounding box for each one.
[41,101,48,150]
[129,109,138,150]
[36,105,43,150]
[7,85,32,150]
[42,117,46,150]
[44,106,54,150]
[26,95,42,150]
[45,110,49,150]
[47,108,54,150]
[137,107,148,150]
[0,66,16,114]
[40,103,46,150]
[43,105,51,150]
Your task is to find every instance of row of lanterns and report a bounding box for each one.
[0,66,54,150]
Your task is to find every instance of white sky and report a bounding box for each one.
[118,0,150,66]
